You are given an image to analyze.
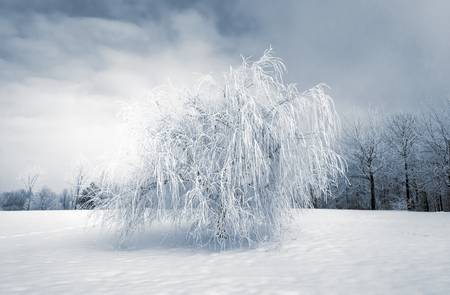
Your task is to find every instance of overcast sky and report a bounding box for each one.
[1,0,449,190]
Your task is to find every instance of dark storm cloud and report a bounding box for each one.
[231,0,450,112]
[0,0,449,190]
[0,0,256,35]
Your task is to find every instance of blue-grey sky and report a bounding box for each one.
[1,0,449,190]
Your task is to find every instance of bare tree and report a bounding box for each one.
[0,190,28,211]
[19,166,41,210]
[422,101,450,211]
[60,189,70,210]
[344,113,384,210]
[70,162,87,209]
[385,113,418,210]
[33,187,58,210]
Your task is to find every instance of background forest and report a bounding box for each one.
[2,101,448,213]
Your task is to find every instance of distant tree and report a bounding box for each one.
[77,182,100,209]
[343,113,384,210]
[318,106,447,212]
[0,190,28,210]
[60,189,71,210]
[19,166,41,210]
[421,102,450,211]
[70,162,87,209]
[32,187,58,210]
[385,113,418,210]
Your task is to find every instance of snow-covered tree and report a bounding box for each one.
[31,187,58,210]
[69,161,88,209]
[343,113,384,210]
[421,101,450,211]
[385,113,418,210]
[0,190,28,211]
[60,189,71,210]
[19,166,41,210]
[98,49,345,248]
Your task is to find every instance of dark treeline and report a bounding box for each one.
[321,102,449,211]
[1,102,449,212]
[0,182,100,211]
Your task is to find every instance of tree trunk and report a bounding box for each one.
[447,185,450,212]
[447,172,450,212]
[381,187,390,210]
[447,174,450,212]
[404,159,413,210]
[447,139,450,211]
[27,189,32,210]
[369,172,376,210]
[423,192,429,212]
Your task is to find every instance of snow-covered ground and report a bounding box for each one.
[0,209,449,294]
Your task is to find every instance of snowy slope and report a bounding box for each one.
[0,209,449,294]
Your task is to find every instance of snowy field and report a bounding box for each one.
[0,210,449,294]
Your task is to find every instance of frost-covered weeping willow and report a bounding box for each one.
[97,49,345,248]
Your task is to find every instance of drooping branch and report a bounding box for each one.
[97,49,345,249]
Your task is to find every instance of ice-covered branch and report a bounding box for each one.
[96,49,345,249]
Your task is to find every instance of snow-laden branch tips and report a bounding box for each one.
[96,49,345,249]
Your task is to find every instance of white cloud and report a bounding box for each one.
[0,9,238,190]
[1,1,449,190]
